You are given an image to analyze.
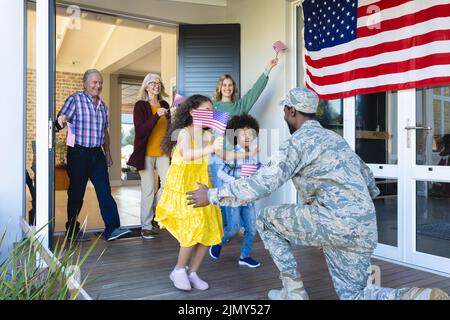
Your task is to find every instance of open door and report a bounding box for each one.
[178,24,240,98]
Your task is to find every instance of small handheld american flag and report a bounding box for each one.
[172,94,187,107]
[241,163,263,177]
[192,109,229,134]
[273,40,287,57]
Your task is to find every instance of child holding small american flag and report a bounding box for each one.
[210,114,262,268]
[155,95,256,291]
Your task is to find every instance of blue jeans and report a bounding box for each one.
[209,154,227,225]
[222,204,257,258]
[66,145,120,239]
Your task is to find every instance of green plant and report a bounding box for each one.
[0,226,101,300]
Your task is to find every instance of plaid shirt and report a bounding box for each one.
[58,91,110,148]
[218,144,258,180]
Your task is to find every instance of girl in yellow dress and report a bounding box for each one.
[156,95,225,291]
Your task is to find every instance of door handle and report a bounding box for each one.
[405,126,432,148]
[48,120,53,150]
[404,126,432,130]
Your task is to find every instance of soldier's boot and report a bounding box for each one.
[400,287,449,300]
[268,273,309,300]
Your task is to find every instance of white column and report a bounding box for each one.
[343,97,356,150]
[36,0,51,247]
[0,0,25,260]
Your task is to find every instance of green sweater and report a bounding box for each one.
[213,72,269,117]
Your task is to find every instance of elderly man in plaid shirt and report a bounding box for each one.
[57,69,130,242]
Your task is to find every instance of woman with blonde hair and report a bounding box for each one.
[210,58,279,225]
[127,73,171,239]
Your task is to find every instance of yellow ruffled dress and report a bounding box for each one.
[155,140,223,247]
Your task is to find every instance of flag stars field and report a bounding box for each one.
[302,0,450,100]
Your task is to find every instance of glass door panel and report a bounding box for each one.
[416,86,450,166]
[356,92,399,250]
[416,181,450,259]
[374,178,398,247]
[405,85,450,274]
[356,92,398,165]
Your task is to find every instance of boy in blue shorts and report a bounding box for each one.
[209,113,261,268]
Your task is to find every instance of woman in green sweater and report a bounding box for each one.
[209,58,279,224]
[212,58,279,117]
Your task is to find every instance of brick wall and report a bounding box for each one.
[26,70,83,178]
[26,69,36,177]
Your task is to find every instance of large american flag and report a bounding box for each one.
[303,0,450,100]
[192,109,229,134]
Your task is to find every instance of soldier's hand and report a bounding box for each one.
[186,182,210,208]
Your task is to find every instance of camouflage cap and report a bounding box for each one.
[280,87,319,114]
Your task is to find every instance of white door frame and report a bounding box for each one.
[347,92,403,262]
[337,87,450,275]
[402,89,450,275]
[35,0,56,249]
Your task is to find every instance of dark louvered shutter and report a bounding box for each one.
[177,24,240,99]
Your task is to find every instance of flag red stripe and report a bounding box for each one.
[307,76,450,100]
[306,53,450,86]
[357,0,412,19]
[305,30,450,69]
[357,4,450,38]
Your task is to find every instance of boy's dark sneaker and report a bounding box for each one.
[239,257,261,268]
[209,244,222,260]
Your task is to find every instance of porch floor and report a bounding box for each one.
[78,230,450,300]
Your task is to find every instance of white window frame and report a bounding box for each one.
[35,0,53,248]
[292,2,450,276]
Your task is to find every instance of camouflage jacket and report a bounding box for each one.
[208,120,380,249]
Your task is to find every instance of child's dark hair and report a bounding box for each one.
[226,113,260,145]
[161,94,212,156]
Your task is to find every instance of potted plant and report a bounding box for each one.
[0,226,100,300]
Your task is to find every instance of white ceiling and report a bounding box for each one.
[167,0,227,6]
[27,9,175,77]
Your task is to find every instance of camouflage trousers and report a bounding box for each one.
[257,204,409,300]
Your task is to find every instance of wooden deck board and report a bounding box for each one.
[77,230,450,300]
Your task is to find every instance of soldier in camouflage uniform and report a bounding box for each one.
[187,87,449,300]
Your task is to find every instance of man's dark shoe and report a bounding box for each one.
[141,229,159,240]
[67,231,91,242]
[106,227,131,241]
